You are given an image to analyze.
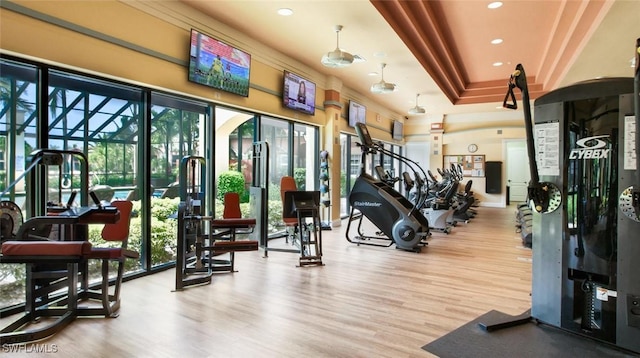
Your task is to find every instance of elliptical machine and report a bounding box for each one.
[345,123,430,252]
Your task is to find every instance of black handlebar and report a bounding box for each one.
[504,64,552,213]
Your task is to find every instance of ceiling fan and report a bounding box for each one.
[408,93,426,115]
[321,25,363,68]
[370,63,397,94]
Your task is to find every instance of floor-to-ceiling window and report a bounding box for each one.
[227,117,255,203]
[257,116,318,235]
[46,70,146,279]
[208,107,257,229]
[0,54,319,312]
[0,56,213,310]
[149,94,208,268]
[292,122,316,191]
[339,134,362,217]
[0,59,38,308]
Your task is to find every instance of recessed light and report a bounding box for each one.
[491,38,503,45]
[493,62,503,67]
[277,8,293,16]
[368,71,379,76]
[488,2,503,9]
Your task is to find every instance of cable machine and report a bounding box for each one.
[482,38,640,354]
[251,141,323,266]
[174,156,257,291]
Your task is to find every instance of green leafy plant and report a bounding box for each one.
[293,167,306,190]
[217,170,245,201]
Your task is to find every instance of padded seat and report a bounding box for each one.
[211,240,259,253]
[1,240,92,257]
[211,218,256,229]
[280,176,299,242]
[206,192,257,271]
[80,200,138,318]
[0,240,91,345]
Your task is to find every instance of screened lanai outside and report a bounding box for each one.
[0,58,212,309]
[46,72,209,271]
[46,69,146,281]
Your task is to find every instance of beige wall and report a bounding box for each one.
[0,0,404,137]
[442,127,526,207]
[1,0,526,209]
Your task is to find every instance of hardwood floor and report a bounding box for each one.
[2,206,532,357]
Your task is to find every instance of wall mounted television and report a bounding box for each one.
[188,28,251,97]
[392,120,404,140]
[348,100,366,127]
[283,70,316,115]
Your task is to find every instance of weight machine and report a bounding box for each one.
[174,156,258,291]
[250,141,323,266]
[345,122,430,252]
[481,38,640,355]
[0,149,121,344]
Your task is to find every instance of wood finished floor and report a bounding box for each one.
[2,206,532,358]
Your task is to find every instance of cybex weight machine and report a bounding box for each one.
[482,38,640,354]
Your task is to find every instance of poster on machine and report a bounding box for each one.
[534,122,560,176]
[624,115,636,170]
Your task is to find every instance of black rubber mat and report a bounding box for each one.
[422,310,638,358]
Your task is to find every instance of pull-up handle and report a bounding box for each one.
[503,79,518,110]
[503,64,555,213]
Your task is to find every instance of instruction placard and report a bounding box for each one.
[624,115,636,170]
[534,122,560,176]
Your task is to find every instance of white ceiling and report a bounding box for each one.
[179,0,639,122]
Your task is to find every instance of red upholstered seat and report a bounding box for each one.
[212,192,256,229]
[211,218,256,228]
[1,241,92,256]
[80,200,138,318]
[280,176,298,226]
[0,240,90,344]
[222,192,242,219]
[280,176,299,242]
[207,192,257,271]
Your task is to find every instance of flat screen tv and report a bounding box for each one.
[348,100,366,127]
[283,70,316,115]
[392,120,404,140]
[188,28,251,97]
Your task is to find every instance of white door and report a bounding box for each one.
[405,142,430,170]
[506,140,530,203]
